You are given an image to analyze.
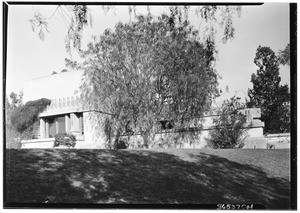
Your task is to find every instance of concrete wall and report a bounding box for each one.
[120,130,209,149]
[265,133,290,149]
[21,106,267,149]
[21,138,55,148]
[242,137,268,149]
[82,107,265,149]
[21,127,266,149]
[22,138,88,149]
[81,112,107,149]
[23,70,83,103]
[118,127,265,149]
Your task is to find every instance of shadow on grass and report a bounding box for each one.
[5,149,290,209]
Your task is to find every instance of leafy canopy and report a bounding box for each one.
[79,14,219,147]
[248,46,290,134]
[278,43,290,67]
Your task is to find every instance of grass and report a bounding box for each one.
[5,148,290,209]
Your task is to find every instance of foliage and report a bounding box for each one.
[21,121,40,140]
[64,5,90,53]
[206,97,248,149]
[80,14,219,148]
[30,5,242,54]
[5,93,24,148]
[113,139,128,149]
[278,43,290,66]
[53,133,76,148]
[29,12,49,40]
[9,92,23,108]
[10,98,51,135]
[248,46,290,134]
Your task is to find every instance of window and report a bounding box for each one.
[48,117,56,138]
[46,115,66,138]
[160,120,174,130]
[44,113,84,138]
[75,113,84,135]
[57,115,66,133]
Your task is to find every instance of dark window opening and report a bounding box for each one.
[57,115,66,133]
[48,117,56,138]
[160,120,174,130]
[47,115,66,138]
[75,112,84,135]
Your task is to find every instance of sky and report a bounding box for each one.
[6,3,290,97]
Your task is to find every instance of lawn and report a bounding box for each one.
[5,148,291,209]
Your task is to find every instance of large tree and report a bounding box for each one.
[248,46,290,134]
[79,14,219,148]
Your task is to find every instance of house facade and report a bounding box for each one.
[21,70,267,149]
[21,70,106,148]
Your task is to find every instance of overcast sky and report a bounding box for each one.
[6,3,290,97]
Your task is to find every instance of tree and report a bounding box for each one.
[9,91,23,108]
[206,97,248,149]
[5,92,24,148]
[248,46,290,134]
[278,43,290,66]
[79,14,219,148]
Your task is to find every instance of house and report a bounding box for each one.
[20,70,267,149]
[21,70,104,148]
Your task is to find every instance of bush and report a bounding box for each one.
[53,133,76,148]
[206,97,248,149]
[113,139,128,149]
[11,98,51,134]
[5,127,21,149]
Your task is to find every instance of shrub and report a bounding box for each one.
[11,98,51,134]
[53,133,76,148]
[5,127,21,149]
[206,97,248,149]
[19,121,40,140]
[113,138,128,149]
[5,94,22,148]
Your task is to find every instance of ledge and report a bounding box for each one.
[39,107,85,117]
[265,133,290,138]
[21,138,55,144]
[21,137,85,144]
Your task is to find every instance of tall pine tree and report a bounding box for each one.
[248,46,290,134]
